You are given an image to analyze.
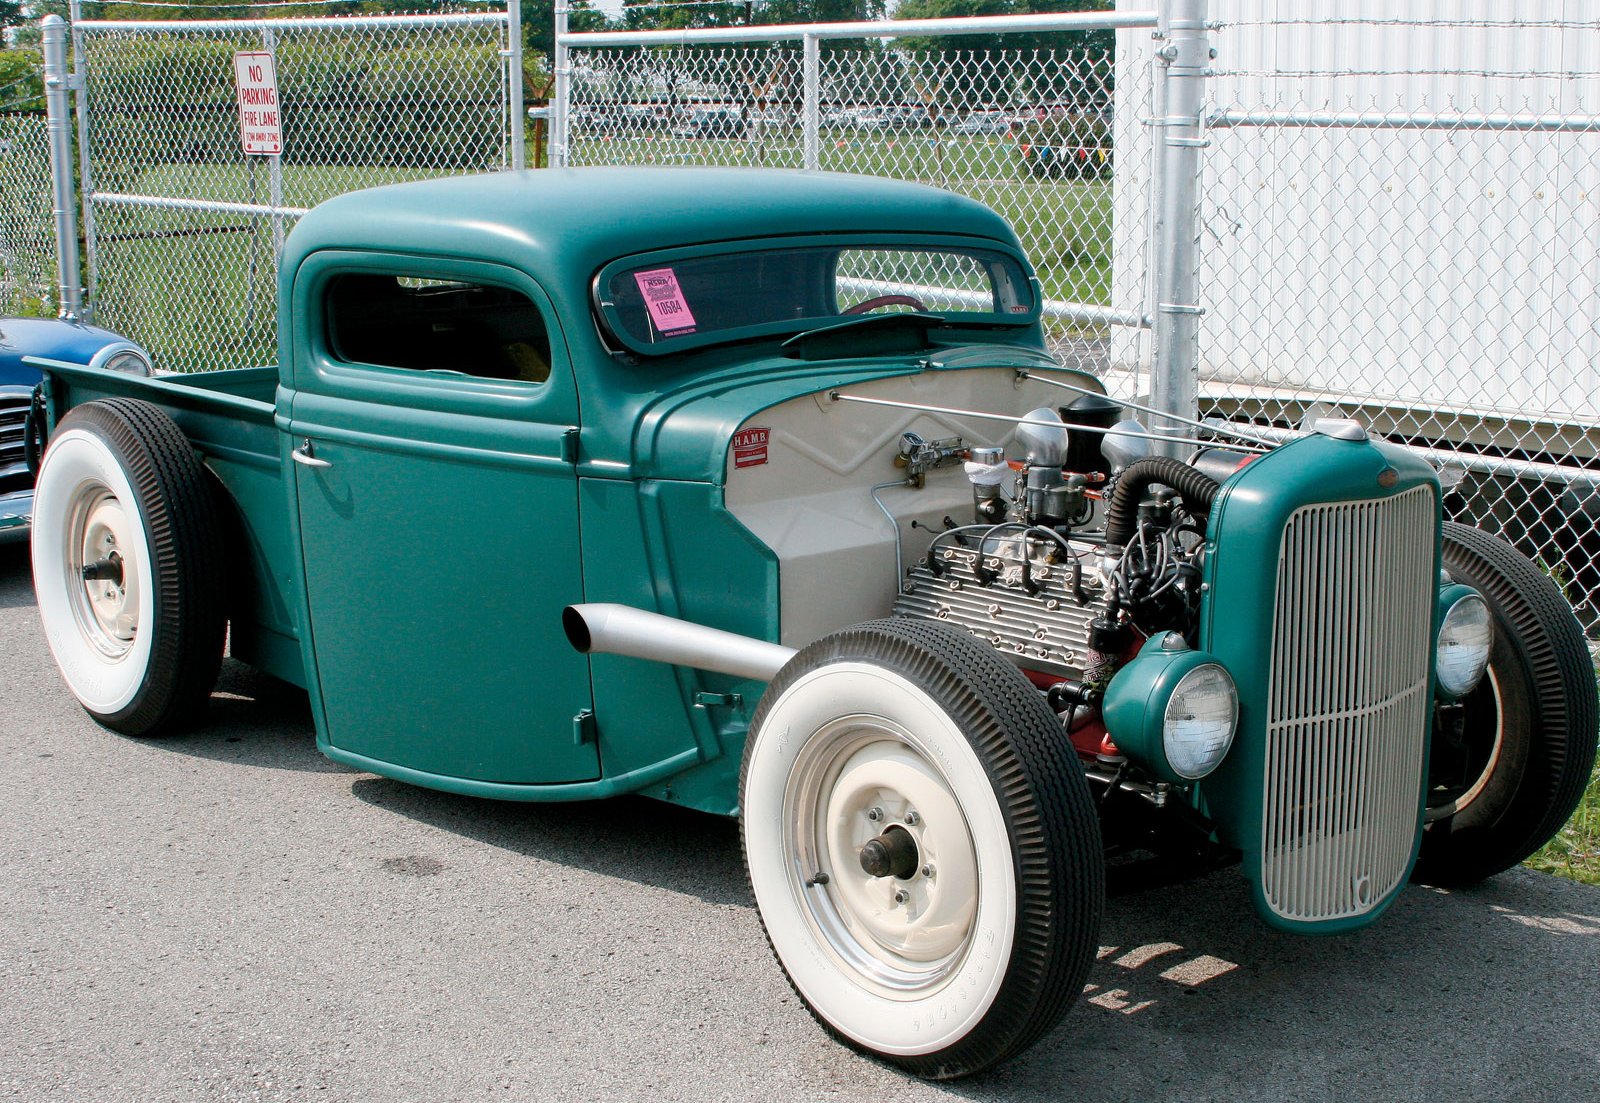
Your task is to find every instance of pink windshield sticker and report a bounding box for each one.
[633,268,698,335]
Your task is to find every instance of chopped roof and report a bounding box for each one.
[282,168,1026,291]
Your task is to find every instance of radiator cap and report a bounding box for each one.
[1312,417,1368,441]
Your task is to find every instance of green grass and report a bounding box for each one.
[1526,761,1600,885]
[93,162,457,372]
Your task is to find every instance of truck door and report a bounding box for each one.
[286,253,597,784]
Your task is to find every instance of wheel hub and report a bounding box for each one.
[820,740,978,965]
[73,492,140,654]
[858,825,920,880]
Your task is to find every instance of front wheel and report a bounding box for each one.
[1416,523,1598,884]
[741,619,1103,1079]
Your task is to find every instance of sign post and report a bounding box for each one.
[234,43,285,256]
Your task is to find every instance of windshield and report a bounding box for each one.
[595,243,1035,354]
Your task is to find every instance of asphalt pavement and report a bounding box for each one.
[2,538,1598,1103]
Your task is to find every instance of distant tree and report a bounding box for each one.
[1,0,27,33]
[893,0,1113,108]
[530,0,609,62]
[895,0,1112,54]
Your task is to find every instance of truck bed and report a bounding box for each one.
[32,362,305,687]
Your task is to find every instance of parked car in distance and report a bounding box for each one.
[673,107,745,139]
[950,110,1014,136]
[0,317,150,542]
[854,104,937,131]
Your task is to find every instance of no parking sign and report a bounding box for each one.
[233,51,283,156]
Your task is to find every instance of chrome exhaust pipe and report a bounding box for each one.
[562,603,797,683]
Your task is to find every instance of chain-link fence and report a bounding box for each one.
[0,110,55,317]
[1182,8,1600,630]
[72,10,519,373]
[564,40,1152,374]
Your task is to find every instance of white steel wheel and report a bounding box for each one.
[32,400,225,736]
[741,619,1103,1080]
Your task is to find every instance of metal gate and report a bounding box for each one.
[67,6,523,374]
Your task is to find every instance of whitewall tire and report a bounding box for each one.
[32,399,225,735]
[741,619,1103,1079]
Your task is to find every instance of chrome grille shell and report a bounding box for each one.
[1259,487,1436,922]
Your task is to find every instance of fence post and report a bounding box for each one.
[552,3,570,167]
[802,34,820,170]
[261,27,286,257]
[40,16,82,321]
[67,0,98,320]
[1149,0,1209,454]
[507,0,526,169]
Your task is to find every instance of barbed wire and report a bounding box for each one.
[1213,68,1600,81]
[0,98,44,112]
[1216,17,1600,31]
[74,0,503,9]
[577,0,778,11]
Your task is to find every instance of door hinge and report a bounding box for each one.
[561,426,580,464]
[572,708,596,746]
[693,691,743,711]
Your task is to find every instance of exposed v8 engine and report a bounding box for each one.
[893,402,1233,685]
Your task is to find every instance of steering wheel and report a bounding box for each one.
[842,293,929,316]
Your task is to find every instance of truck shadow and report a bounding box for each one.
[343,757,1600,1103]
[154,659,346,774]
[0,540,34,609]
[349,775,750,908]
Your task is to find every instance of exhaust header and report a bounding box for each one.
[562,603,796,683]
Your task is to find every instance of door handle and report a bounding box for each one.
[292,439,332,469]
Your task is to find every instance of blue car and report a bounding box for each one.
[0,317,151,542]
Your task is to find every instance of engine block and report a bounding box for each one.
[893,535,1110,678]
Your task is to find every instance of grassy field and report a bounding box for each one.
[101,134,1112,371]
[94,162,464,372]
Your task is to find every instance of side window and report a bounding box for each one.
[325,273,553,384]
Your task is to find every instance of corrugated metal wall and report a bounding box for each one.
[1115,0,1600,432]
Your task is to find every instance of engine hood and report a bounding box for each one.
[582,342,1075,483]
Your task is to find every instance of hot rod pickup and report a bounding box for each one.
[22,168,1597,1079]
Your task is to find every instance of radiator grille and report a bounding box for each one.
[0,394,28,473]
[1261,486,1435,922]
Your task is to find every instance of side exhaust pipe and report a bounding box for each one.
[562,604,797,683]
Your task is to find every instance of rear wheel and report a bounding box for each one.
[741,619,1103,1079]
[1416,523,1598,884]
[31,399,225,735]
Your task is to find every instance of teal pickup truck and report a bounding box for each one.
[23,169,1597,1079]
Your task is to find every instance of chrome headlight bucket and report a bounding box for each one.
[1435,585,1492,698]
[1103,632,1239,783]
[87,342,152,377]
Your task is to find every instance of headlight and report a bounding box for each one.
[1163,663,1239,779]
[1102,633,1239,784]
[88,343,152,376]
[1436,591,1492,697]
